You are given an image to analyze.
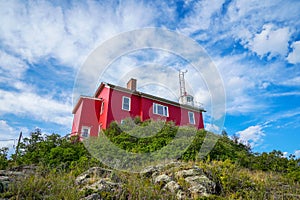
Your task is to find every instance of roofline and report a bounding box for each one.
[72,96,103,114]
[106,83,206,112]
[94,82,106,97]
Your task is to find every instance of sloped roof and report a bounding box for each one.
[93,82,205,113]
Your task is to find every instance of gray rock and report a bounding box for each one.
[175,168,204,179]
[140,166,159,177]
[176,190,187,200]
[82,193,101,200]
[75,167,113,185]
[0,168,29,193]
[76,168,124,199]
[154,174,171,185]
[0,176,9,181]
[85,178,122,192]
[189,184,207,197]
[185,175,216,197]
[0,170,25,177]
[164,180,181,193]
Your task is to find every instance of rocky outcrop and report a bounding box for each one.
[0,165,36,193]
[75,162,219,200]
[75,167,123,200]
[140,163,218,199]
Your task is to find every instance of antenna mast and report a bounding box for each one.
[179,70,194,106]
[179,70,187,97]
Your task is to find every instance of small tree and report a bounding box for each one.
[0,147,8,169]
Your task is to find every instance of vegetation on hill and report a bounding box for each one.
[1,118,300,199]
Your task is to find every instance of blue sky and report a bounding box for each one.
[0,0,299,157]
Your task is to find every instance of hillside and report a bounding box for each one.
[1,119,300,199]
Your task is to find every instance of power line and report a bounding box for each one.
[0,139,16,141]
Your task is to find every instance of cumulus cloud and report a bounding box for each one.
[0,120,28,151]
[179,0,225,35]
[287,41,300,64]
[246,24,290,59]
[294,150,300,158]
[0,50,28,84]
[236,125,265,147]
[0,0,159,140]
[0,89,72,127]
[213,54,267,115]
[0,1,157,67]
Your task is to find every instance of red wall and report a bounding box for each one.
[106,89,141,126]
[96,86,110,130]
[72,98,102,138]
[140,97,204,129]
[98,87,204,129]
[72,85,204,138]
[71,102,83,136]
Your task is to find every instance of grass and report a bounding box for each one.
[2,160,300,199]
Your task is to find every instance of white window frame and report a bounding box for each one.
[100,101,104,115]
[122,96,131,111]
[153,103,169,117]
[81,126,91,138]
[188,111,195,125]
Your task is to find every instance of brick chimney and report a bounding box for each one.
[127,78,137,91]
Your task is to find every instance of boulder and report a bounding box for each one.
[76,167,123,199]
[75,167,114,186]
[185,175,216,197]
[176,190,187,200]
[154,174,171,185]
[84,178,122,193]
[175,167,204,179]
[140,166,159,178]
[164,180,181,193]
[0,167,30,193]
[81,193,101,200]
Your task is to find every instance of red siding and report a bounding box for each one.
[72,83,204,138]
[100,87,204,129]
[106,89,141,126]
[96,86,110,130]
[71,101,83,136]
[72,98,102,138]
[140,97,204,129]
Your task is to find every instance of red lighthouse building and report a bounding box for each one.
[71,77,205,138]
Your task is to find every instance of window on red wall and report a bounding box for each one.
[122,96,130,111]
[153,103,169,117]
[81,126,90,138]
[188,112,195,124]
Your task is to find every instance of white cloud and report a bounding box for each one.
[179,0,225,35]
[282,152,289,158]
[236,125,265,147]
[246,24,290,59]
[205,123,220,132]
[213,54,266,115]
[287,41,300,64]
[0,0,159,135]
[0,1,157,67]
[294,150,300,158]
[281,76,300,87]
[0,120,28,151]
[268,91,300,97]
[0,50,28,83]
[0,89,72,127]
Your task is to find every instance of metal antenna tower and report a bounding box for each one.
[179,70,187,97]
[179,70,195,106]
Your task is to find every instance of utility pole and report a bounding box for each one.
[14,131,22,164]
